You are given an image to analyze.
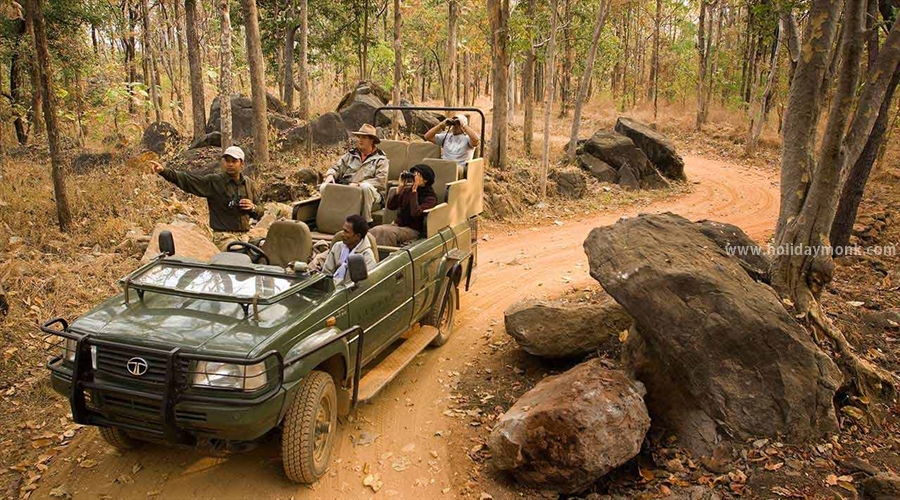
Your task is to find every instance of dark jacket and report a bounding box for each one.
[159,169,263,232]
[386,185,438,233]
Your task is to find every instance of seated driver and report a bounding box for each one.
[370,164,437,246]
[322,215,377,284]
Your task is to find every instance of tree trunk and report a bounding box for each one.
[10,20,28,145]
[283,21,298,110]
[558,0,573,117]
[219,0,233,149]
[241,0,269,163]
[297,0,310,120]
[696,0,708,130]
[568,0,610,161]
[141,0,162,122]
[746,20,783,155]
[445,0,458,107]
[487,0,509,169]
[522,0,536,156]
[540,0,559,200]
[25,7,43,136]
[392,0,402,139]
[463,51,471,106]
[651,0,662,120]
[185,0,207,139]
[26,0,71,232]
[174,0,187,107]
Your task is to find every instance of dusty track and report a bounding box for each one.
[32,155,778,499]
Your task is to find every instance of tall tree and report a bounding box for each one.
[773,0,900,401]
[558,0,573,117]
[283,3,299,110]
[392,0,402,138]
[141,0,162,122]
[185,0,206,139]
[568,0,610,161]
[25,5,42,136]
[696,0,709,130]
[522,0,536,156]
[25,0,71,232]
[746,19,783,155]
[219,0,233,149]
[241,0,269,163]
[540,0,559,199]
[487,0,510,169]
[650,0,662,120]
[445,0,458,107]
[296,0,309,120]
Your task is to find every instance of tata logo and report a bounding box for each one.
[126,357,149,376]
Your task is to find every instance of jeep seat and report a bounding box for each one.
[312,183,364,240]
[407,141,440,167]
[422,158,459,203]
[260,220,313,266]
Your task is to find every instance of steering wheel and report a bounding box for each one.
[226,241,270,265]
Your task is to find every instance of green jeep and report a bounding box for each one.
[41,108,485,484]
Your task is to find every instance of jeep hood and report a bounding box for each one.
[69,292,318,357]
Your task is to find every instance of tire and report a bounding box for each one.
[424,284,457,347]
[98,426,140,451]
[282,371,338,484]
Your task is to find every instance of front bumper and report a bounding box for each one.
[43,318,285,444]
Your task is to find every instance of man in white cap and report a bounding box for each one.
[424,113,479,166]
[321,123,389,223]
[150,145,264,250]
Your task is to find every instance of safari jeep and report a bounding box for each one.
[41,107,485,484]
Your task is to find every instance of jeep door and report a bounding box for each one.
[408,231,456,322]
[346,251,414,365]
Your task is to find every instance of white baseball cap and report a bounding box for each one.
[222,145,245,161]
[453,114,469,127]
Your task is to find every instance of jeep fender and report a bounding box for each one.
[435,259,464,312]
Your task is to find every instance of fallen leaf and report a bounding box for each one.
[48,485,71,499]
[79,459,98,469]
[30,439,53,449]
[825,474,839,486]
[764,462,784,471]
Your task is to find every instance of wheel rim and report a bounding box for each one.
[312,393,333,464]
[439,293,454,333]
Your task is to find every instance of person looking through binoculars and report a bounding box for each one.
[424,114,480,166]
[370,164,437,247]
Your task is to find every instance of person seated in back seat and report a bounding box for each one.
[320,124,389,223]
[424,114,479,166]
[370,164,437,247]
[322,215,377,284]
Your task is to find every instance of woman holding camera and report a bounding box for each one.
[424,114,480,166]
[370,164,438,247]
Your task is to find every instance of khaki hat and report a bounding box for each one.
[453,114,469,127]
[350,123,381,144]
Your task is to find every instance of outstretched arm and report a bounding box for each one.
[151,160,215,197]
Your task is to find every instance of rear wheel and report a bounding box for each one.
[282,371,337,484]
[425,285,457,347]
[98,426,140,451]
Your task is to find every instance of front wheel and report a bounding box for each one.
[425,284,457,347]
[282,371,338,484]
[98,426,140,451]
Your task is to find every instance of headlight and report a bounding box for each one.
[64,339,76,362]
[192,361,268,391]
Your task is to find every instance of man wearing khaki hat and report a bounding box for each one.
[424,113,479,166]
[150,145,263,250]
[321,123,389,223]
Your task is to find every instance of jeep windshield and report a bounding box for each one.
[125,260,323,305]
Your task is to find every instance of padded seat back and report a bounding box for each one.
[330,231,380,263]
[262,220,313,266]
[380,140,409,183]
[209,252,253,266]
[407,141,440,167]
[422,158,459,202]
[317,183,363,234]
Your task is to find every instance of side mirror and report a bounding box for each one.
[347,254,369,283]
[159,230,176,257]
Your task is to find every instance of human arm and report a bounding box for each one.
[424,119,451,144]
[241,180,264,219]
[408,184,437,218]
[151,160,215,198]
[324,153,349,183]
[461,124,480,147]
[321,245,339,275]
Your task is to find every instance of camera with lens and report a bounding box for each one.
[400,170,415,183]
[227,197,242,210]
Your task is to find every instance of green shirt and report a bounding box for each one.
[159,169,263,232]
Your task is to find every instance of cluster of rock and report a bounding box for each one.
[279,81,445,151]
[575,118,686,190]
[492,213,845,495]
[852,210,894,246]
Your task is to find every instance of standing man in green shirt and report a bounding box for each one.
[150,146,264,250]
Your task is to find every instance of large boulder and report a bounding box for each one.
[614,117,686,181]
[488,359,650,494]
[142,121,181,155]
[206,94,295,141]
[337,80,393,109]
[504,294,632,359]
[583,213,841,456]
[696,220,771,283]
[142,221,218,263]
[400,99,446,136]
[583,130,669,190]
[338,92,396,132]
[861,474,900,499]
[280,112,350,150]
[577,154,618,184]
[553,168,587,199]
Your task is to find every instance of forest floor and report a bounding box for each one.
[1,99,896,499]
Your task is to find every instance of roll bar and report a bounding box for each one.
[374,106,486,158]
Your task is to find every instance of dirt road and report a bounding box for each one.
[32,156,778,499]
